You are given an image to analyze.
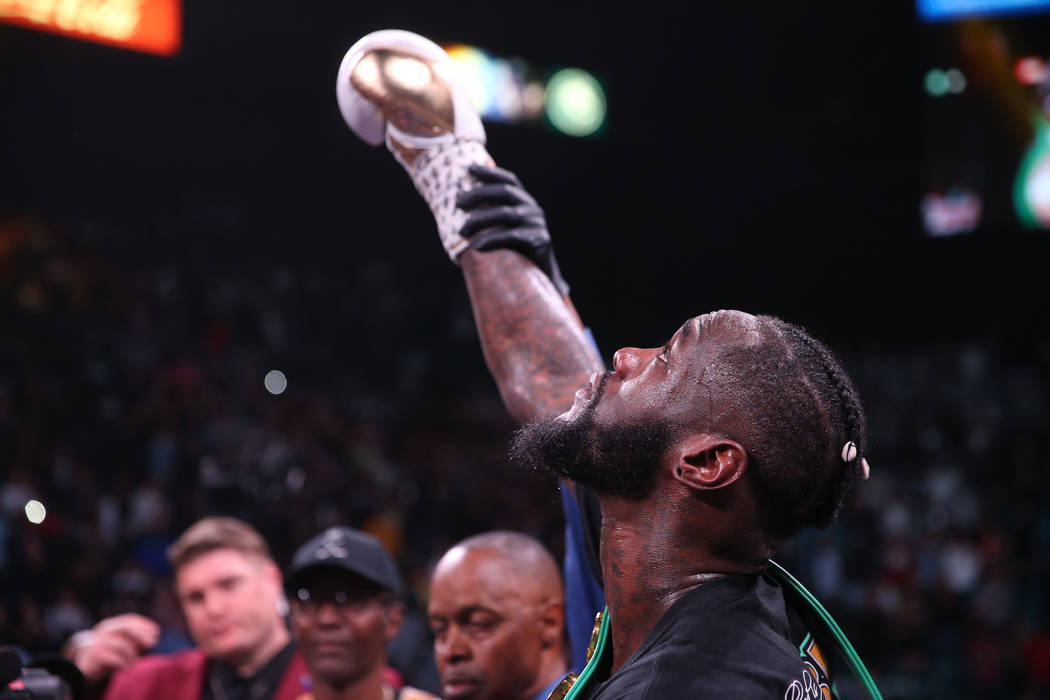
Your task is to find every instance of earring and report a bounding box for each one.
[840,442,858,463]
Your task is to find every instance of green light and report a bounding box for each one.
[1013,116,1050,229]
[545,68,606,137]
[924,69,950,97]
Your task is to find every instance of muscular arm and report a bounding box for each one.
[456,173,611,659]
[459,248,603,424]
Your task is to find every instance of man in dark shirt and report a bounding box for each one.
[335,29,871,698]
[283,526,435,700]
[574,573,833,698]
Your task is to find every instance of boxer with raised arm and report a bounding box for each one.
[336,30,876,698]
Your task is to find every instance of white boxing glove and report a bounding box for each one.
[336,29,493,261]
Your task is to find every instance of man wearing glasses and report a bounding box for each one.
[283,526,435,700]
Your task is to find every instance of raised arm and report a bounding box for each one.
[451,164,603,423]
[336,31,610,669]
[460,247,602,423]
[333,30,602,422]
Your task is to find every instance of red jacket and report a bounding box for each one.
[102,649,310,700]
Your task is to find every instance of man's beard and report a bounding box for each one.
[509,378,677,500]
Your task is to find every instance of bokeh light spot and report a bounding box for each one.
[545,68,606,137]
[25,500,46,524]
[925,69,950,97]
[265,369,288,395]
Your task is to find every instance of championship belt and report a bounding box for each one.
[547,562,884,700]
[765,562,883,700]
[546,610,607,700]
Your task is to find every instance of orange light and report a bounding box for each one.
[0,0,181,57]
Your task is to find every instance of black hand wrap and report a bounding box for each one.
[456,164,570,296]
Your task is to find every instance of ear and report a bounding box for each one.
[383,600,405,642]
[262,560,283,591]
[536,598,565,649]
[670,434,747,491]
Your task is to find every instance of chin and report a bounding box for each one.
[313,662,366,690]
[206,637,252,663]
[555,407,576,422]
[312,654,357,671]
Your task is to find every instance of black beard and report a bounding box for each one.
[509,380,676,500]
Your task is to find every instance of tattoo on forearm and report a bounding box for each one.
[461,249,603,424]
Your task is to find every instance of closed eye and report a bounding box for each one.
[658,341,671,366]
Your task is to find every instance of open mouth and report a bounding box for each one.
[575,371,599,400]
[562,371,604,420]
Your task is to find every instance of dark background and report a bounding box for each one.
[5,0,1044,353]
[3,2,1050,698]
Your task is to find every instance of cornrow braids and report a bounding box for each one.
[707,316,868,541]
[772,318,868,530]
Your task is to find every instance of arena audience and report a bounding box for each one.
[0,215,1048,697]
[65,516,308,700]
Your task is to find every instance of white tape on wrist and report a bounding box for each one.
[393,138,493,262]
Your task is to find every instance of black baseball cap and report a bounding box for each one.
[284,526,403,597]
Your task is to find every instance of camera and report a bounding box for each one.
[2,668,72,700]
[0,649,81,700]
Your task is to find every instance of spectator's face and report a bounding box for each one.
[428,549,549,700]
[175,548,284,665]
[289,570,401,689]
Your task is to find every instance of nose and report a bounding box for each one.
[202,593,225,618]
[314,602,342,627]
[436,625,472,666]
[612,347,657,379]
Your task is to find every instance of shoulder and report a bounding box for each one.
[104,649,207,699]
[396,686,439,700]
[598,642,815,699]
[284,651,309,677]
[601,578,812,697]
[661,574,800,643]
[273,649,312,700]
[114,648,207,677]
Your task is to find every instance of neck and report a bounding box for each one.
[233,622,290,678]
[596,493,768,675]
[521,650,568,700]
[311,664,388,700]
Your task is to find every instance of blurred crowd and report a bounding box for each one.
[780,334,1050,698]
[1,215,1048,699]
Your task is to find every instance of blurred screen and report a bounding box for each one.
[920,4,1050,235]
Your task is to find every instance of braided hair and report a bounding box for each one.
[703,315,868,541]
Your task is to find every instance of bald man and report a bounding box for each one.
[427,532,568,700]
